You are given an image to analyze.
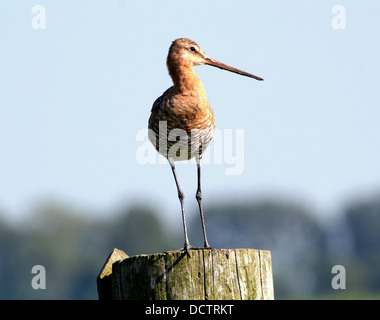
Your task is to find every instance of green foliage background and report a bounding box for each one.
[1,193,380,299]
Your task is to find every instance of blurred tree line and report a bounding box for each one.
[0,193,380,299]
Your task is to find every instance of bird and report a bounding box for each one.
[148,38,263,256]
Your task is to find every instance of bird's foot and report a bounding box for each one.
[203,241,212,250]
[165,243,213,258]
[165,243,205,258]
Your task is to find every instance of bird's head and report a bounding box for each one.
[167,38,263,81]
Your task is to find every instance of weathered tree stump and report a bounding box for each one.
[97,248,274,300]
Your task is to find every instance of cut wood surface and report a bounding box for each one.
[96,248,128,300]
[97,248,274,300]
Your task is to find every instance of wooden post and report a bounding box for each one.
[96,248,129,300]
[97,248,274,300]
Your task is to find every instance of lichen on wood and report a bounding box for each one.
[97,248,274,300]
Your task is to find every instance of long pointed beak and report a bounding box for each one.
[203,56,263,81]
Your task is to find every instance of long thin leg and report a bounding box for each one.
[196,160,211,248]
[169,160,191,254]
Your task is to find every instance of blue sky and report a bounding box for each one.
[1,1,379,224]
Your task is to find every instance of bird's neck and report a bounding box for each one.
[168,63,206,95]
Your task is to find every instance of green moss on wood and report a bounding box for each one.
[98,248,274,300]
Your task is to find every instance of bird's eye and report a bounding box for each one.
[189,46,196,52]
